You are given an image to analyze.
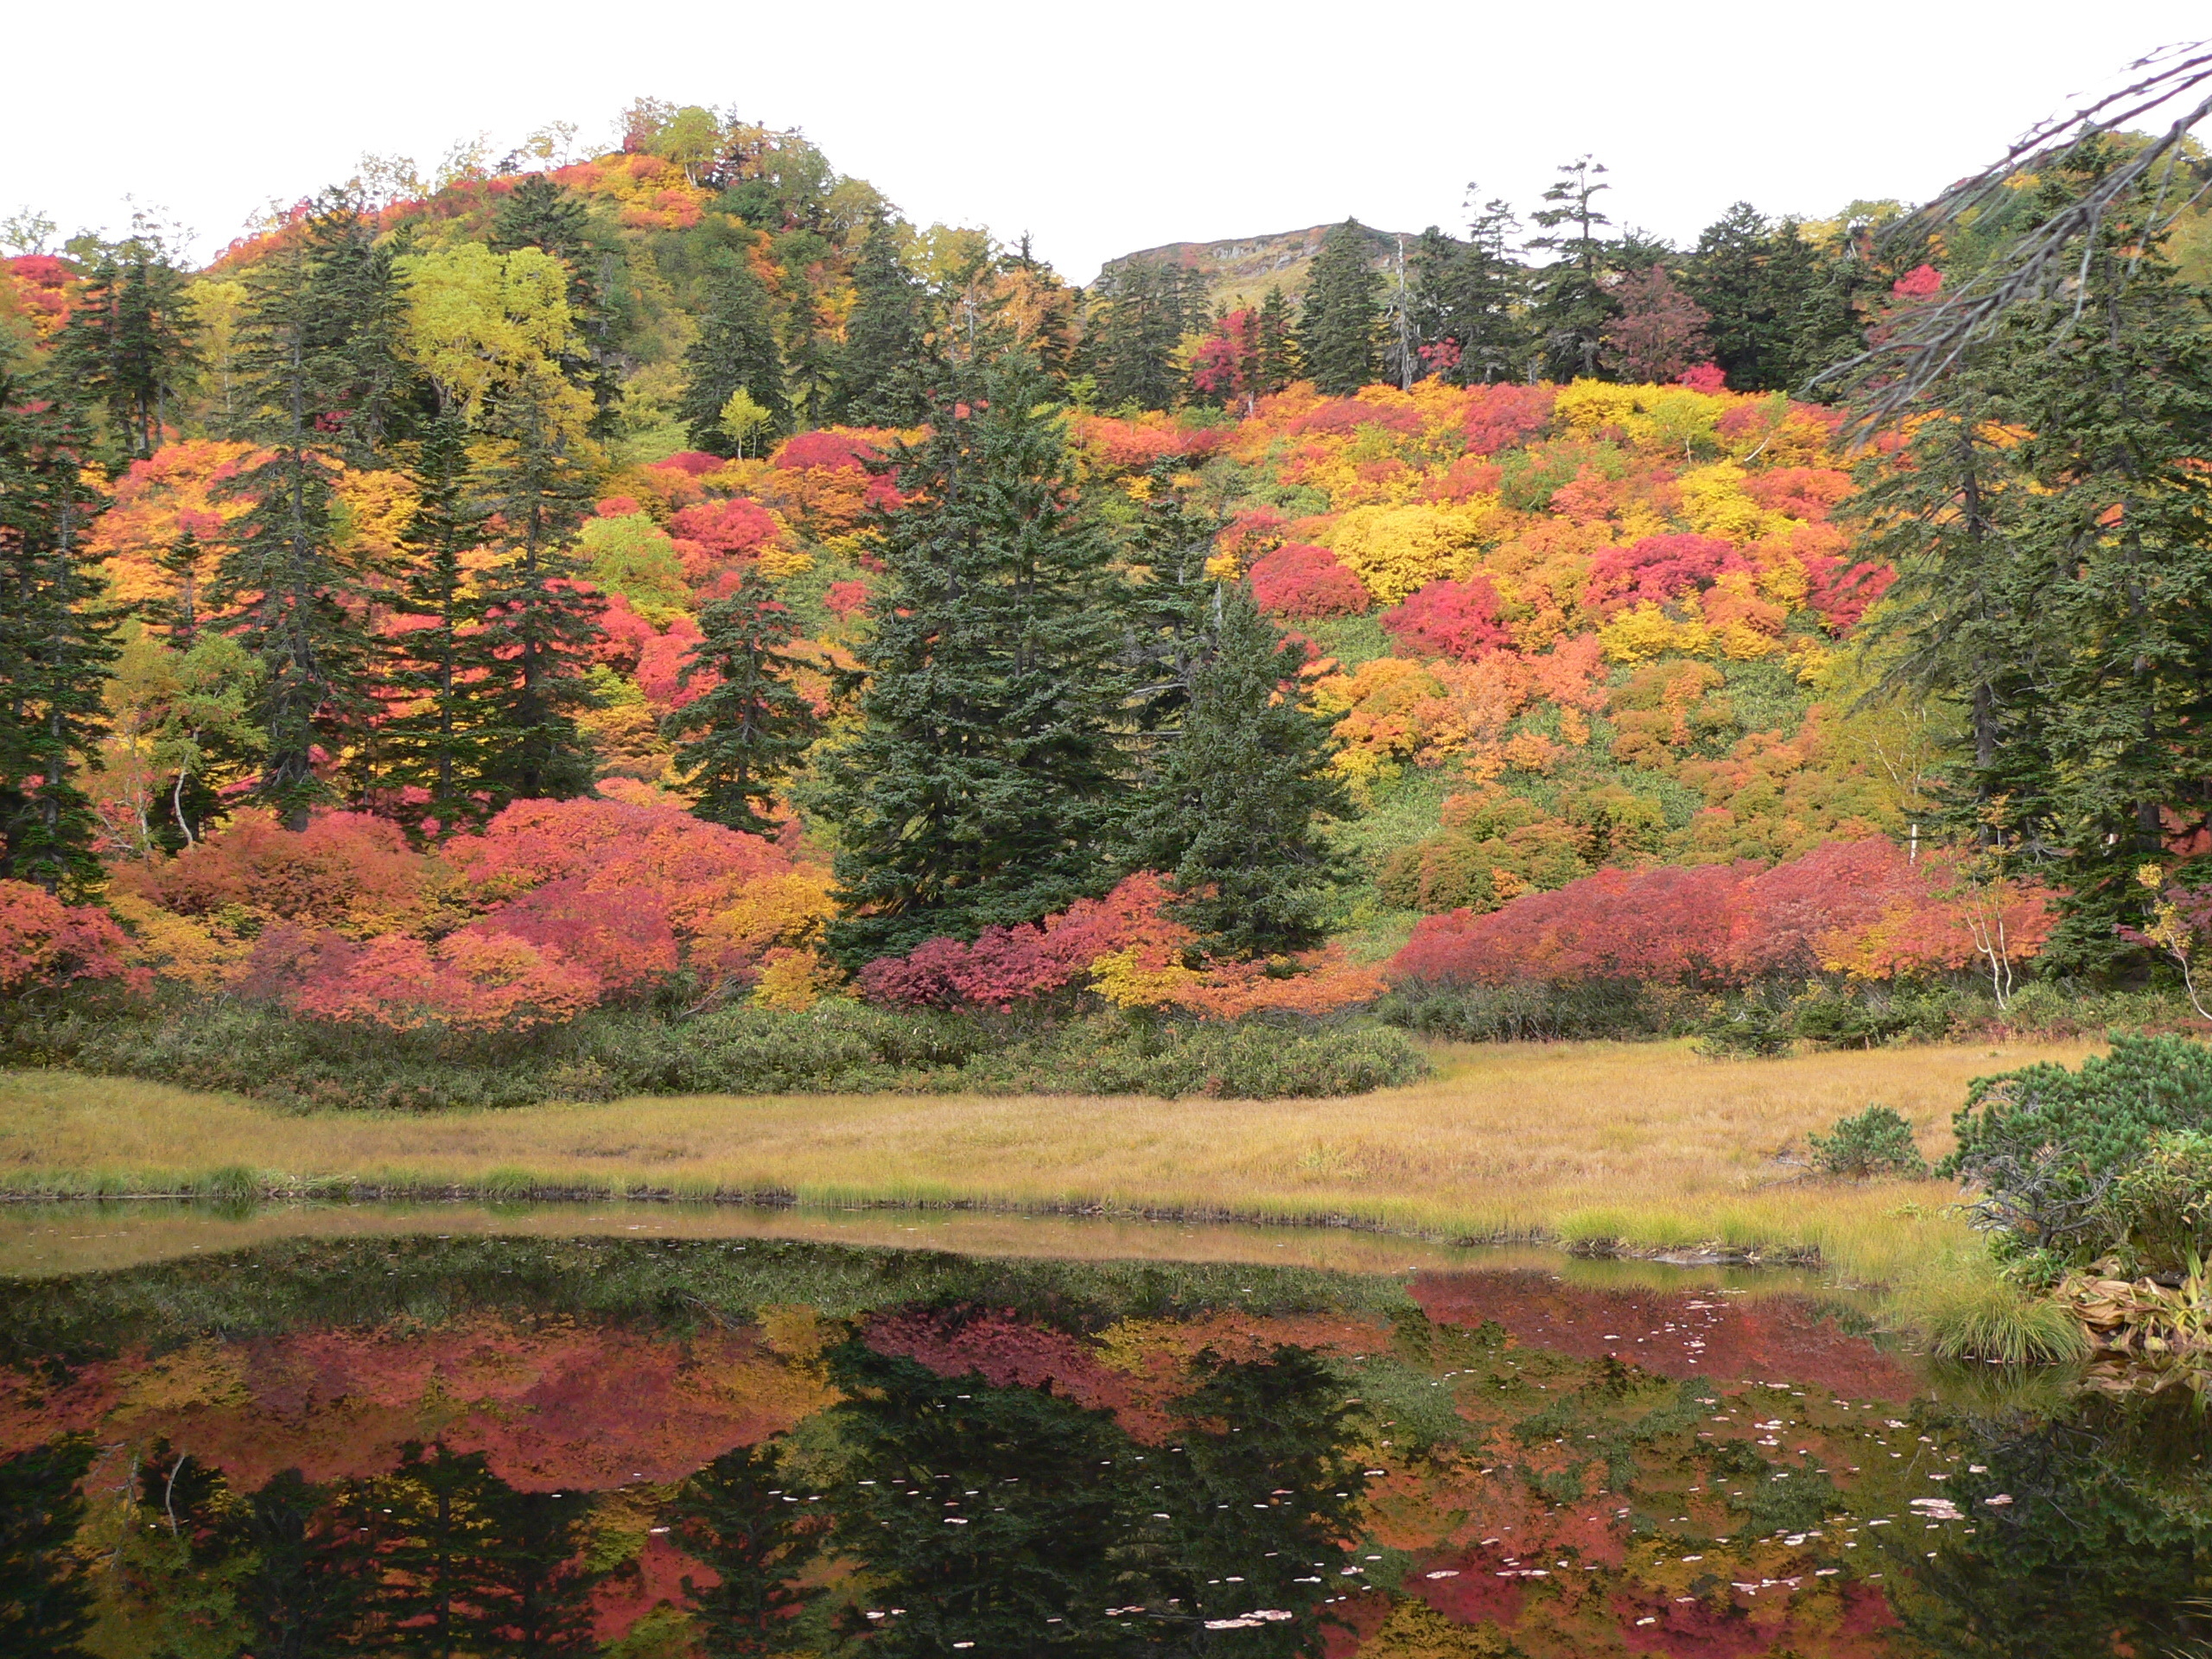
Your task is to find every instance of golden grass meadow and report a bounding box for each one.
[0,1036,2099,1286]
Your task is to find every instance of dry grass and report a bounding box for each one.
[0,1037,2099,1285]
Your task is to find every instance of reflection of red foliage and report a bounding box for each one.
[1250,542,1370,619]
[1381,576,1510,659]
[1408,1270,1919,1400]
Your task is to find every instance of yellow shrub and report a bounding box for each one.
[751,945,843,1012]
[1599,601,1714,664]
[1554,380,1642,433]
[1677,463,1788,542]
[1323,499,1498,603]
[109,890,250,992]
[1087,946,1201,1010]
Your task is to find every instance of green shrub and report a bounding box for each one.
[1376,980,1687,1043]
[1946,1034,2212,1265]
[1694,993,1794,1058]
[2098,1130,2212,1278]
[1806,1104,1928,1180]
[6,997,1423,1108]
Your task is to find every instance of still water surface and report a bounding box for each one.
[1,1205,2204,1656]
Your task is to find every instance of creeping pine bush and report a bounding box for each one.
[1376,980,1688,1043]
[4,999,1423,1109]
[1946,1035,2212,1268]
[1806,1105,1927,1180]
[2097,1131,2212,1279]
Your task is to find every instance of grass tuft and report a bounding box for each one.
[1888,1262,2094,1364]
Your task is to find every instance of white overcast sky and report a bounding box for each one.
[4,1,2204,281]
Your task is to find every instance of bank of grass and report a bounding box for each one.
[0,1036,2098,1287]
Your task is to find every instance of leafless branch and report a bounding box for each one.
[1824,42,2212,427]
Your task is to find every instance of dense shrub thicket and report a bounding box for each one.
[1947,1035,2212,1277]
[1,999,1425,1109]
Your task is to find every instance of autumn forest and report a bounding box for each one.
[5,95,2212,1102]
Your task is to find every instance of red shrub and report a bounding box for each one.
[1798,550,1896,633]
[1388,838,2054,989]
[1582,533,1745,618]
[772,430,879,472]
[1286,398,1423,438]
[127,810,438,934]
[1380,576,1510,659]
[858,874,1181,1011]
[0,880,134,994]
[824,580,871,620]
[459,876,680,997]
[1740,467,1853,522]
[1461,384,1556,455]
[652,451,727,477]
[671,497,781,557]
[1249,542,1370,619]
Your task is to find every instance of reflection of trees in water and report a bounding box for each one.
[10,1329,1365,1656]
[821,1338,1365,1656]
[1890,1388,2212,1657]
[0,1437,97,1658]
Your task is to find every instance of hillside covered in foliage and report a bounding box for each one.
[4,99,2211,1091]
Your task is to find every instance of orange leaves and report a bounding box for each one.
[289,930,600,1033]
[120,809,452,938]
[85,438,258,608]
[0,880,136,995]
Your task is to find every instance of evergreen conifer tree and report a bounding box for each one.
[680,256,791,454]
[1254,286,1301,392]
[1682,203,1831,392]
[664,566,821,836]
[1124,582,1349,957]
[378,414,499,830]
[471,365,604,803]
[819,353,1129,962]
[0,375,118,894]
[1527,156,1618,380]
[1299,220,1382,395]
[296,194,417,466]
[210,239,377,828]
[1086,260,1198,410]
[1406,194,1529,385]
[835,214,933,425]
[54,221,199,462]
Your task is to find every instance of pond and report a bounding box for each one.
[3,1206,2206,1656]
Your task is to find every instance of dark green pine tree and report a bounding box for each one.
[664,566,821,836]
[491,173,626,429]
[819,353,1130,963]
[1682,202,1826,392]
[1527,156,1618,380]
[1299,219,1383,395]
[377,414,499,830]
[1407,193,1529,385]
[1254,284,1301,392]
[1084,257,1197,411]
[53,221,200,461]
[668,1442,825,1656]
[0,375,120,895]
[834,213,934,425]
[681,254,792,455]
[1121,461,1224,738]
[296,193,418,467]
[471,368,604,803]
[212,238,378,828]
[1124,582,1350,957]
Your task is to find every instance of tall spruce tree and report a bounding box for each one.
[54,222,199,462]
[296,194,416,467]
[377,414,499,830]
[835,213,933,424]
[819,353,1129,962]
[1854,143,2212,975]
[1254,286,1301,392]
[1407,193,1529,385]
[1681,203,1828,392]
[664,566,821,836]
[471,365,604,803]
[681,255,791,454]
[211,233,377,828]
[491,173,625,428]
[1125,582,1349,957]
[1086,259,1200,410]
[0,375,117,894]
[1527,156,1618,380]
[1299,220,1382,395]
